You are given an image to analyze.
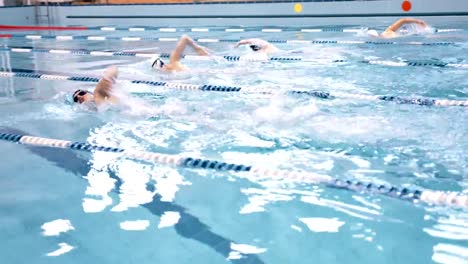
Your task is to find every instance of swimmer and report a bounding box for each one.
[71,65,119,107]
[234,38,279,54]
[367,18,429,38]
[150,34,211,72]
[233,37,348,60]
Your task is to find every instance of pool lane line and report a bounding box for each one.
[2,24,462,33]
[0,68,466,107]
[0,131,466,209]
[2,46,467,68]
[1,33,460,46]
[85,27,465,34]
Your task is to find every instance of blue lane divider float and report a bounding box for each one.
[0,68,464,107]
[72,25,464,34]
[0,131,466,209]
[1,68,467,107]
[3,46,467,69]
[3,33,460,46]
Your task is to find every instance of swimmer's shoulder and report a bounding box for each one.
[380,29,398,39]
[164,61,187,72]
[94,94,119,106]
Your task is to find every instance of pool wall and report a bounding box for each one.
[0,0,467,27]
[0,6,35,25]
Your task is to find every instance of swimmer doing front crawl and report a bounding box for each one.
[366,18,430,38]
[70,33,326,108]
[150,34,281,64]
[149,19,432,69]
[72,65,119,108]
[72,32,329,108]
[150,34,211,72]
[232,18,432,56]
[72,35,211,108]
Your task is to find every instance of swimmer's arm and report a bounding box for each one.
[94,66,118,102]
[187,37,210,56]
[169,35,209,64]
[169,35,190,64]
[234,38,277,52]
[386,18,428,32]
[234,39,270,48]
[94,78,112,98]
[234,39,255,47]
[404,18,428,27]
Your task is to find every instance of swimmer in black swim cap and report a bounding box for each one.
[150,34,211,72]
[234,38,279,54]
[71,66,119,107]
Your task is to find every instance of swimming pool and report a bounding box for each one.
[0,23,467,264]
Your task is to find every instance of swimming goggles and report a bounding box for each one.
[152,57,165,68]
[73,90,88,103]
[249,45,262,51]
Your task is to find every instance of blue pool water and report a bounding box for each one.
[0,23,467,264]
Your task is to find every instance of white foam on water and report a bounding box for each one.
[299,217,345,233]
[230,243,267,254]
[41,219,75,236]
[158,211,181,228]
[432,243,468,264]
[120,220,150,231]
[46,243,75,257]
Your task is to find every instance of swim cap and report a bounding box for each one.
[249,45,262,51]
[246,39,270,51]
[367,29,379,37]
[151,55,165,69]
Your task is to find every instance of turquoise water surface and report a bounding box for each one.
[0,24,467,264]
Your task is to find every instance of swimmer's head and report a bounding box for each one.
[151,55,165,70]
[367,29,380,38]
[249,44,262,52]
[72,89,93,104]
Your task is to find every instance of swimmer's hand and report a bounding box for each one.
[181,34,211,56]
[194,45,212,56]
[102,65,118,83]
